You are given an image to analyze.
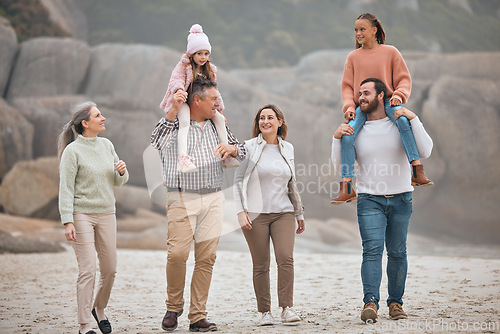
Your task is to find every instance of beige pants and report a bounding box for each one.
[165,191,224,323]
[242,212,296,312]
[72,212,117,326]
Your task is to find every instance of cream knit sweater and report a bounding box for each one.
[58,135,129,224]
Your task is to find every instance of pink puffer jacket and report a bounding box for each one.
[159,53,225,112]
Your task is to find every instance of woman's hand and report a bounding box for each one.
[64,222,77,242]
[333,123,354,139]
[238,211,252,230]
[296,219,305,234]
[114,160,127,176]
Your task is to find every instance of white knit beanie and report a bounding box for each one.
[186,24,211,55]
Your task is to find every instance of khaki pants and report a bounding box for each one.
[72,212,117,326]
[242,212,296,312]
[165,191,224,323]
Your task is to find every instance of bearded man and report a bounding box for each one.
[331,78,434,323]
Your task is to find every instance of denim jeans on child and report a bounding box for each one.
[341,101,420,178]
[357,192,413,307]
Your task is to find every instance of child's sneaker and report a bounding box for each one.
[361,301,378,324]
[411,164,434,186]
[177,154,197,173]
[222,156,240,169]
[388,302,407,320]
[331,180,357,204]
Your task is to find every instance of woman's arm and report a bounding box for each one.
[233,150,250,214]
[58,149,77,225]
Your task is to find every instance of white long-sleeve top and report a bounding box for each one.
[331,116,433,195]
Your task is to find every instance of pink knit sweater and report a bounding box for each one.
[159,53,225,112]
[341,45,411,114]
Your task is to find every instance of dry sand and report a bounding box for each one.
[1,244,500,334]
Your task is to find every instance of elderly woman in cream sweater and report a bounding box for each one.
[58,102,128,334]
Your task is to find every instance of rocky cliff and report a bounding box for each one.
[0,16,498,246]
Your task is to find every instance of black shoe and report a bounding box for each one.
[92,308,112,334]
[79,331,97,334]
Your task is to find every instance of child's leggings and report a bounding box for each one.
[177,103,228,158]
[340,100,420,178]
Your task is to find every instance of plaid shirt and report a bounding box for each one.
[150,117,246,190]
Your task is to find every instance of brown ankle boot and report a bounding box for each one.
[331,181,357,204]
[411,164,434,186]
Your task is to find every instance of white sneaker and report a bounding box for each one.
[259,311,275,326]
[281,307,300,324]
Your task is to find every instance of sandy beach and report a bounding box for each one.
[1,243,499,334]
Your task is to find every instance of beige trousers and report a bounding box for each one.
[242,212,296,312]
[165,191,224,323]
[72,212,117,326]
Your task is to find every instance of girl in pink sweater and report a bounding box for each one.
[159,24,238,173]
[332,13,433,204]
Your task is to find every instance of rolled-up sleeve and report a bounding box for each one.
[226,126,247,161]
[151,117,178,151]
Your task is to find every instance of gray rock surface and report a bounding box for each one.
[0,17,18,97]
[84,44,180,111]
[0,157,59,219]
[0,99,33,180]
[11,95,88,158]
[39,0,88,41]
[6,38,90,100]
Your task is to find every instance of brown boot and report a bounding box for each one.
[162,309,183,331]
[411,164,434,186]
[361,301,378,323]
[388,302,407,320]
[331,181,357,204]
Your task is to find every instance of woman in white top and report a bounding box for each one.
[233,104,305,326]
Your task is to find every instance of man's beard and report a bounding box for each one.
[360,98,379,114]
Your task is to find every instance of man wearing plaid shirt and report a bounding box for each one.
[151,77,246,332]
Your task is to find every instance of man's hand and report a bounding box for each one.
[333,123,354,139]
[213,143,237,160]
[165,89,188,121]
[394,107,416,120]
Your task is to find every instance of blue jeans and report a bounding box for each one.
[341,101,420,178]
[357,192,413,307]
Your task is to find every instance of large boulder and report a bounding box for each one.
[419,76,500,243]
[0,17,18,97]
[114,185,153,215]
[0,99,34,181]
[39,0,88,41]
[11,95,88,158]
[6,38,90,100]
[0,157,59,220]
[97,107,161,187]
[84,44,181,111]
